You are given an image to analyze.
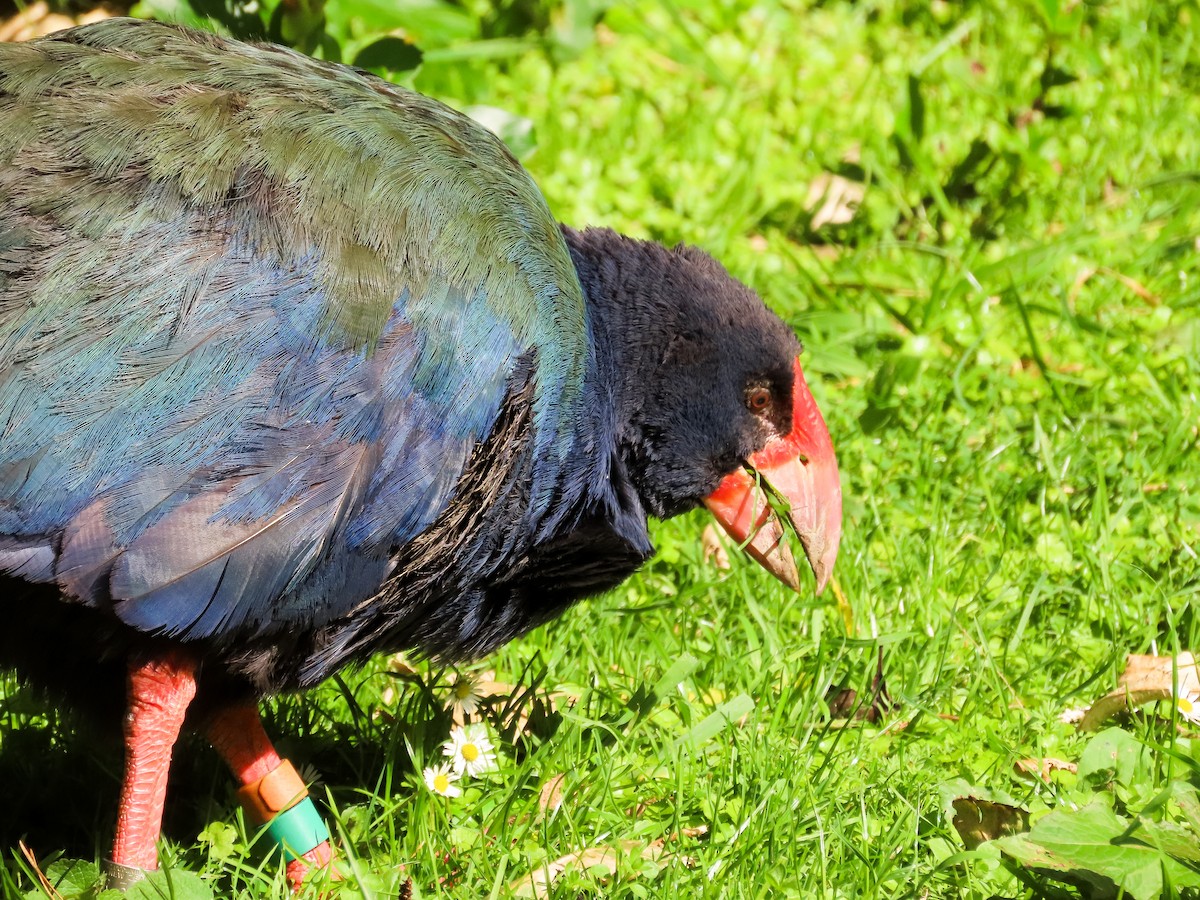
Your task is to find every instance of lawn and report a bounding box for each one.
[2,0,1199,897]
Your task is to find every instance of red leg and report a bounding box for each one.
[111,651,198,872]
[206,703,338,889]
[205,703,281,784]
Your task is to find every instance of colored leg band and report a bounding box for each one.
[266,797,331,861]
[238,759,308,823]
[102,859,148,890]
[236,759,330,861]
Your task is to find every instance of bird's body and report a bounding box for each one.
[0,19,841,887]
[0,19,639,697]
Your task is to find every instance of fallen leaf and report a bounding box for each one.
[538,773,566,813]
[805,173,864,229]
[1077,652,1200,732]
[1098,266,1158,305]
[1015,757,1078,782]
[826,649,892,723]
[1067,264,1158,306]
[385,653,417,676]
[510,828,705,897]
[701,524,730,570]
[484,680,573,740]
[1068,266,1097,306]
[951,796,1029,850]
[18,842,59,900]
[510,842,657,897]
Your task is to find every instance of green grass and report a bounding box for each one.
[4,0,1200,897]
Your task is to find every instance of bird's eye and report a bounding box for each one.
[746,387,772,413]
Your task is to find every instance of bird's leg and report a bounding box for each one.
[108,650,198,885]
[206,703,338,889]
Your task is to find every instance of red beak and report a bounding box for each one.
[703,357,842,593]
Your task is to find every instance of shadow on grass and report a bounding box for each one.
[0,696,390,868]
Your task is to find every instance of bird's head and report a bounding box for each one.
[563,227,842,594]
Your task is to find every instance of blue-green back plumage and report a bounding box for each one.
[0,19,594,645]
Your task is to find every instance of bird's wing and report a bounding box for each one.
[0,20,589,639]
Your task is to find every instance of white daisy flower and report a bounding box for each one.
[423,763,461,798]
[1176,693,1200,725]
[443,723,497,777]
[445,672,483,719]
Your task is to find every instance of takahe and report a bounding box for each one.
[0,18,842,889]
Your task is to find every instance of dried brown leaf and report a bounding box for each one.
[1098,266,1158,305]
[511,841,658,897]
[805,173,864,229]
[538,773,566,813]
[951,797,1029,850]
[827,649,892,723]
[1068,266,1097,306]
[701,524,730,570]
[1077,652,1200,731]
[1014,757,1078,782]
[18,842,59,900]
[385,653,417,676]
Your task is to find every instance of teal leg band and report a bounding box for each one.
[265,797,330,861]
